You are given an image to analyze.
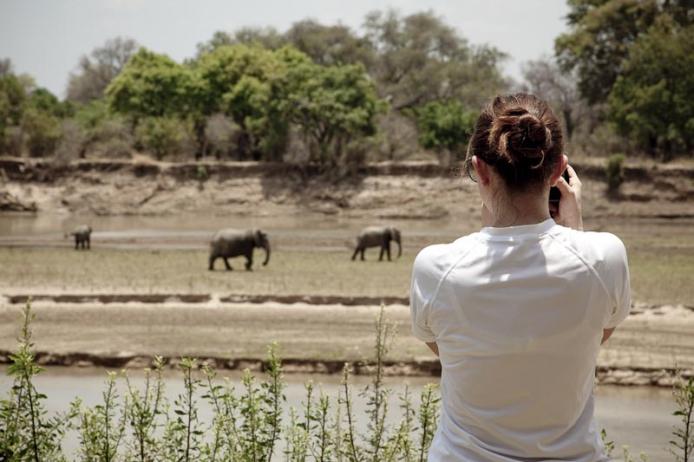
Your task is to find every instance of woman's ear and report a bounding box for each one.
[550,154,569,186]
[472,156,492,186]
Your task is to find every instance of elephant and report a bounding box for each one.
[351,226,402,261]
[209,228,270,271]
[66,225,92,250]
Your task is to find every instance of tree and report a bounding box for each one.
[67,37,139,103]
[363,10,506,112]
[21,107,61,157]
[608,21,694,158]
[195,28,284,57]
[0,58,11,77]
[285,20,374,67]
[282,62,385,166]
[106,48,196,120]
[416,100,477,164]
[521,57,584,139]
[27,87,73,118]
[196,44,311,160]
[555,0,693,106]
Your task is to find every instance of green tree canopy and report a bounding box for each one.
[195,45,311,159]
[282,62,385,165]
[106,48,196,120]
[0,73,27,129]
[555,0,692,105]
[416,100,477,162]
[608,20,694,158]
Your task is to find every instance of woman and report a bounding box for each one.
[410,93,630,461]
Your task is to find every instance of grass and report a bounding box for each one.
[0,247,416,298]
[0,234,692,305]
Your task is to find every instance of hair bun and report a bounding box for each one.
[489,109,552,167]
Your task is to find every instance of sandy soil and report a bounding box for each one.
[0,299,691,385]
[1,158,692,220]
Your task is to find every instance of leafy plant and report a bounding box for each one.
[670,375,694,462]
[0,302,443,461]
[606,153,625,196]
[0,300,72,461]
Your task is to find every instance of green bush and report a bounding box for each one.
[416,100,477,166]
[135,117,194,160]
[21,108,62,157]
[606,153,626,195]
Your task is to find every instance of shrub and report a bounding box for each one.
[416,100,477,166]
[606,153,625,195]
[204,113,240,159]
[53,119,85,164]
[670,375,694,462]
[21,108,62,157]
[0,303,441,461]
[135,116,194,160]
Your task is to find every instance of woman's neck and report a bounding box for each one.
[487,193,551,228]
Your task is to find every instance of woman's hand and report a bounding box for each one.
[554,164,583,230]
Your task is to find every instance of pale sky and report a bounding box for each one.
[0,0,570,97]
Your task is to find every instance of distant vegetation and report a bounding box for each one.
[1,2,693,168]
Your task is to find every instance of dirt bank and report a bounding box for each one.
[1,157,692,219]
[0,299,691,386]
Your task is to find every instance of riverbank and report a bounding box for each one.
[0,299,691,386]
[1,157,692,219]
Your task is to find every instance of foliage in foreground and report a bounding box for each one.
[2,301,694,461]
[0,302,440,461]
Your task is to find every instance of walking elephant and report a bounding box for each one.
[67,225,92,250]
[209,229,271,271]
[351,226,402,261]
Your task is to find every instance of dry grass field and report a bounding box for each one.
[0,230,692,305]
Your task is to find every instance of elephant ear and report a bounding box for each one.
[254,230,264,246]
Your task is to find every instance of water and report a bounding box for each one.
[0,368,678,461]
[1,211,691,251]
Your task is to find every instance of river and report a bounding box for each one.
[0,368,678,461]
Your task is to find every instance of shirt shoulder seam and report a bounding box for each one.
[545,232,616,308]
[427,236,478,311]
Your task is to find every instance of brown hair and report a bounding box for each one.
[465,93,564,191]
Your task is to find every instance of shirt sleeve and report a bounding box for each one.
[409,247,439,343]
[600,234,632,329]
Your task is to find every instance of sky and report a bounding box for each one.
[0,0,570,98]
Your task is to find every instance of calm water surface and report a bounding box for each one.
[0,368,677,461]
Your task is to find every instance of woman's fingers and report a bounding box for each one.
[554,175,573,195]
[565,164,582,188]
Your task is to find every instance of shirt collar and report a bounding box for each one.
[479,218,557,239]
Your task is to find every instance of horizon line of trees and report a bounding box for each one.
[1,2,693,168]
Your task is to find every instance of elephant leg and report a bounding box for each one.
[223,257,232,271]
[379,246,385,261]
[386,242,391,261]
[74,238,78,250]
[361,248,365,261]
[245,253,253,271]
[208,255,216,271]
[351,247,360,261]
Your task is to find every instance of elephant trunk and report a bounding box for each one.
[262,241,270,266]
